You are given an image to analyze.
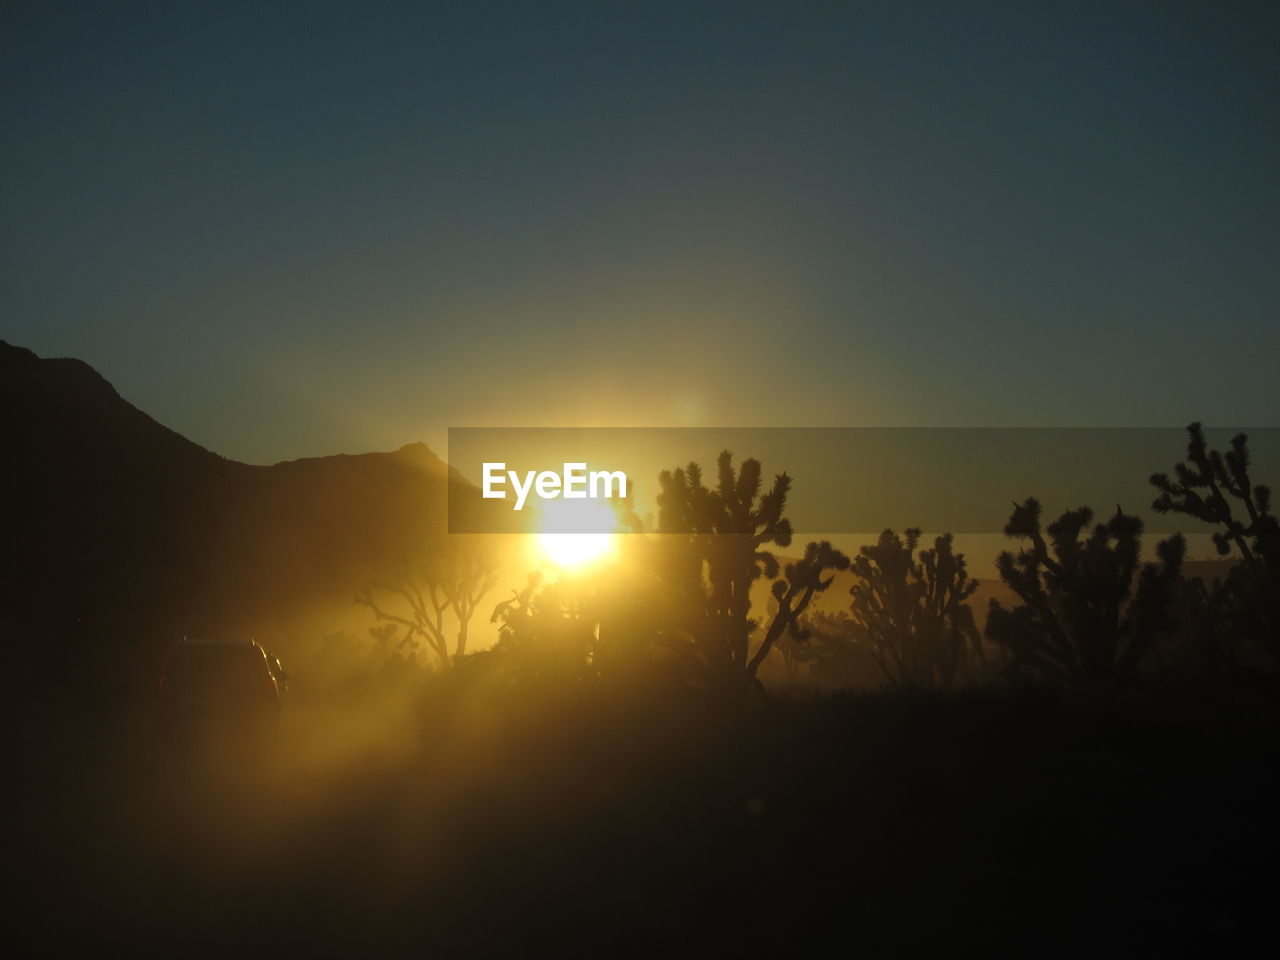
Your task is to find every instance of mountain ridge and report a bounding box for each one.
[1,340,470,688]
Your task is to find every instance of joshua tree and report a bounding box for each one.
[442,537,502,657]
[847,529,981,689]
[985,498,1184,682]
[749,540,851,682]
[655,451,848,692]
[1150,423,1279,669]
[1151,423,1277,565]
[476,558,671,684]
[355,536,500,670]
[769,595,808,683]
[483,572,597,681]
[771,626,806,683]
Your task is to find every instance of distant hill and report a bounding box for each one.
[0,340,483,687]
[2,341,1247,691]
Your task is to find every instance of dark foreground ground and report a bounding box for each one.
[11,678,1280,956]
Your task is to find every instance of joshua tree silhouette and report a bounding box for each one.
[355,536,500,670]
[1151,423,1279,673]
[847,529,982,689]
[655,451,848,693]
[985,498,1184,682]
[1151,423,1278,565]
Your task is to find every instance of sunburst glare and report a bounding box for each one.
[536,497,619,568]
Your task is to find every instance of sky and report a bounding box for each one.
[3,1,1278,464]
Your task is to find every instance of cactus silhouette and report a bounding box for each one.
[1151,423,1279,671]
[749,540,851,681]
[655,451,847,693]
[985,499,1184,681]
[847,529,981,689]
[1151,422,1278,565]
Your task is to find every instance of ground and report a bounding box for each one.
[12,681,1280,954]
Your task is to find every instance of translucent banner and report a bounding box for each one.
[447,427,1280,535]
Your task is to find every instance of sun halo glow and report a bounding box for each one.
[535,498,619,569]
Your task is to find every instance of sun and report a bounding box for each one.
[536,498,619,569]
[539,531,613,568]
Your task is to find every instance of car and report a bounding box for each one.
[157,638,282,747]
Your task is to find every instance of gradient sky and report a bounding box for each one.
[3,1,1277,464]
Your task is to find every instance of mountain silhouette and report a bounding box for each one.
[1,340,479,689]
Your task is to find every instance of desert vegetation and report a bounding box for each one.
[12,405,1280,954]
[343,424,1277,704]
